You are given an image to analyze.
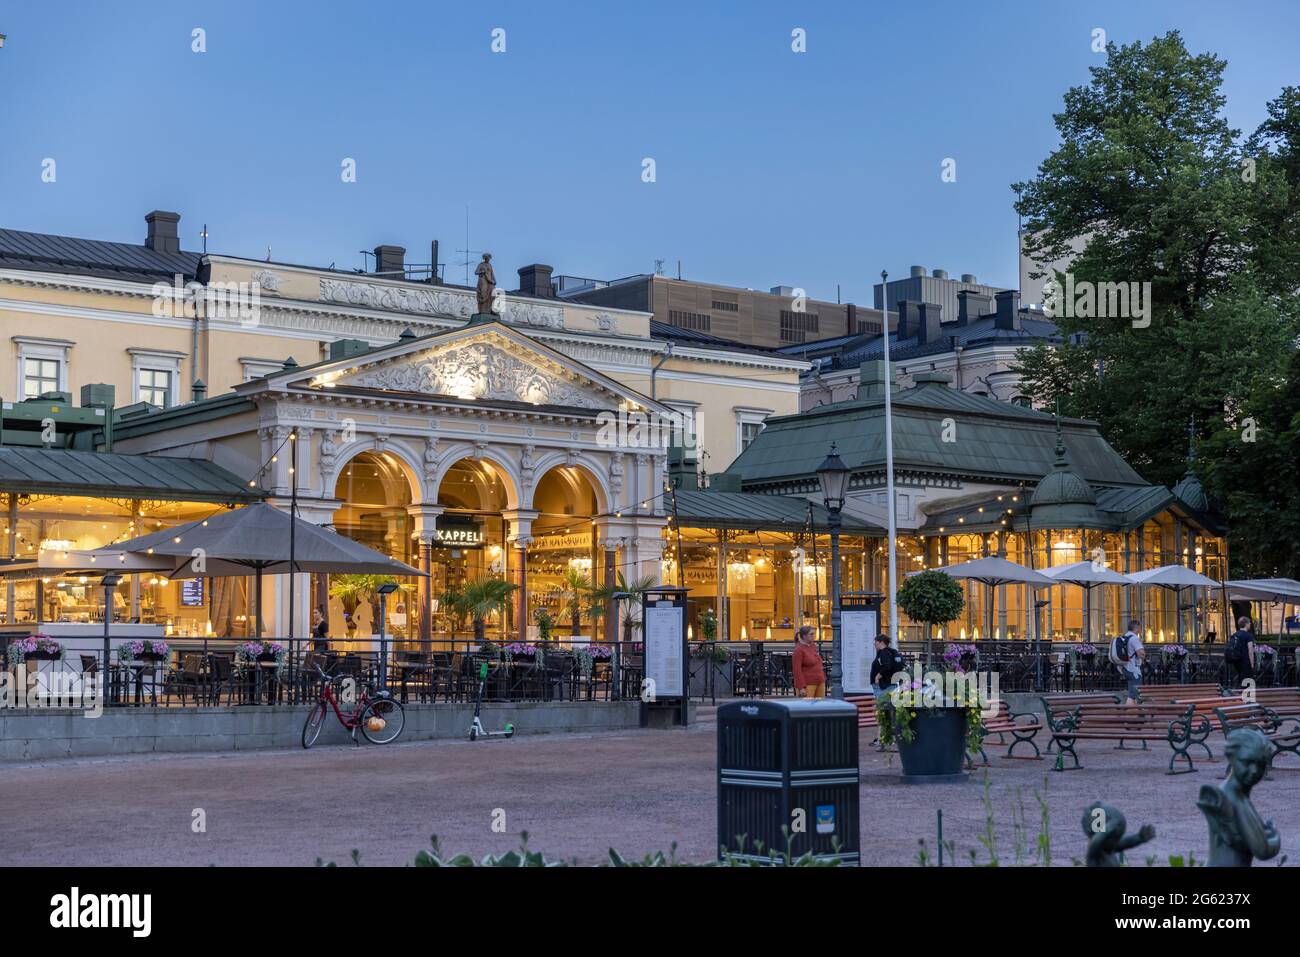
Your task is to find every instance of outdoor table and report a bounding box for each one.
[239,661,281,705]
[112,660,163,706]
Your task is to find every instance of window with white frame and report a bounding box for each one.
[13,337,73,399]
[128,349,184,407]
[734,406,772,453]
[137,368,173,407]
[23,357,61,398]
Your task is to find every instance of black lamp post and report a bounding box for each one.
[376,581,399,688]
[816,443,850,697]
[100,573,122,704]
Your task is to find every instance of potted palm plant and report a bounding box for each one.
[460,576,519,646]
[555,567,597,640]
[886,570,972,782]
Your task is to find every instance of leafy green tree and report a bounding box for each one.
[1197,349,1300,579]
[896,571,965,665]
[1013,32,1300,489]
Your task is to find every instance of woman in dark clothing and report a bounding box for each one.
[310,607,330,652]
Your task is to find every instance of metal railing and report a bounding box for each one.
[3,636,1293,710]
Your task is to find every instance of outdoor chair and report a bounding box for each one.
[207,653,238,705]
[542,653,573,701]
[165,653,208,705]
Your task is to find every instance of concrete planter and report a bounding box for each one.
[896,706,969,784]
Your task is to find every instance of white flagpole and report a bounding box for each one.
[880,269,900,644]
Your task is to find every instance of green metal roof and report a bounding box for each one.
[727,380,1149,490]
[0,447,264,504]
[671,488,882,534]
[917,484,1184,534]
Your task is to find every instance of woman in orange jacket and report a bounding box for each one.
[792,626,826,698]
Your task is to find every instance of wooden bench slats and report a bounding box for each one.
[1048,700,1211,775]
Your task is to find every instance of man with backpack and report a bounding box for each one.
[1109,619,1145,704]
[1224,617,1256,689]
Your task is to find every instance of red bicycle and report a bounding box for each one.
[302,662,406,748]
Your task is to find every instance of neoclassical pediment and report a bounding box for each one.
[325,333,616,410]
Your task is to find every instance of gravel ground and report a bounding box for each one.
[1,712,1297,867]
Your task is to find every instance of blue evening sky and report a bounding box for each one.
[1,1,1295,305]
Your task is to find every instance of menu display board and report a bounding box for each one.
[840,607,879,694]
[643,600,684,698]
[180,578,205,608]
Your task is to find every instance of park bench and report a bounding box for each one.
[1250,687,1300,718]
[1048,701,1211,775]
[845,695,882,742]
[1137,683,1223,704]
[1211,702,1300,767]
[1039,693,1121,751]
[970,699,1043,763]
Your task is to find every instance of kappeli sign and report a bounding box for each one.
[435,524,484,547]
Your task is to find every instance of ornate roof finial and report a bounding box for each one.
[1187,416,1197,468]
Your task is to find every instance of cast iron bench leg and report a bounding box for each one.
[1006,726,1041,759]
[1051,734,1080,771]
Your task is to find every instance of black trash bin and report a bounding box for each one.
[717,698,859,865]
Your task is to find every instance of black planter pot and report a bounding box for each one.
[896,706,969,784]
[27,649,63,661]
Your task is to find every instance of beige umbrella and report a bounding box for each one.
[1040,561,1134,644]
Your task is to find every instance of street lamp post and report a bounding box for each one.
[376,581,399,688]
[816,443,850,698]
[100,574,122,705]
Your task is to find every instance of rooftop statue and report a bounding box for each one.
[475,252,496,316]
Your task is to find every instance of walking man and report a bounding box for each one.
[1110,619,1145,704]
[1224,617,1256,690]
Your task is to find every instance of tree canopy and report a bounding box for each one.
[1012,32,1300,575]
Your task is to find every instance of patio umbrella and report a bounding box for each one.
[918,558,1055,665]
[1039,561,1133,645]
[1128,564,1221,645]
[93,503,423,636]
[1225,579,1300,640]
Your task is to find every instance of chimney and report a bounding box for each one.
[191,379,207,402]
[428,240,441,284]
[896,300,919,339]
[517,263,556,298]
[931,269,948,280]
[994,290,1022,330]
[144,210,181,254]
[957,290,993,326]
[373,245,405,278]
[856,360,892,399]
[916,302,944,344]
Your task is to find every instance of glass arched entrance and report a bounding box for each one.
[324,451,418,649]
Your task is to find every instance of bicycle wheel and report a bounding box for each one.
[302,701,327,749]
[360,695,405,744]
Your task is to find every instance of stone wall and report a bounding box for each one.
[0,700,643,762]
